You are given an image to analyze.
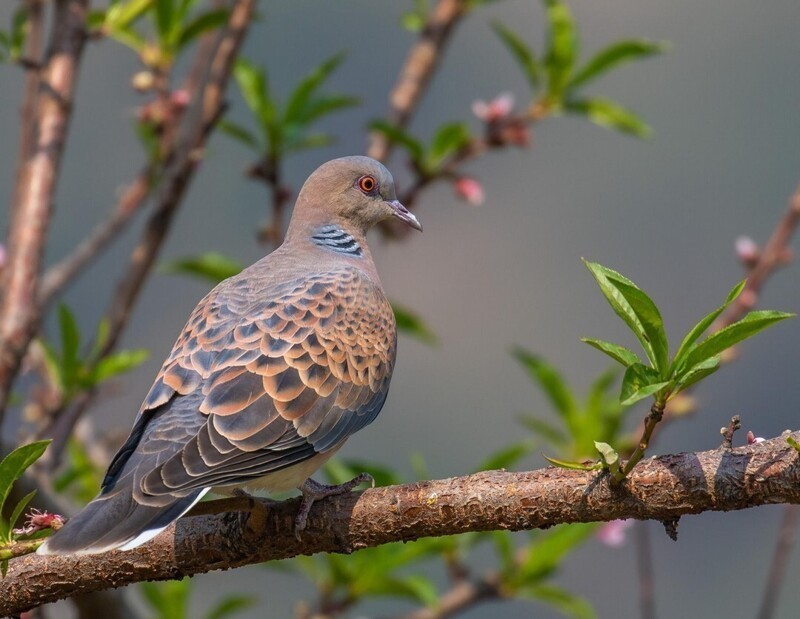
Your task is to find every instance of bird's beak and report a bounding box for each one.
[386,200,423,232]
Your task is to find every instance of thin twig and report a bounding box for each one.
[0,0,90,423]
[719,415,742,449]
[715,182,800,330]
[619,401,665,481]
[757,504,799,619]
[39,0,256,465]
[100,0,253,357]
[3,432,799,615]
[38,164,156,307]
[401,575,502,619]
[367,0,470,162]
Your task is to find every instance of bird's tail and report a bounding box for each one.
[37,487,207,556]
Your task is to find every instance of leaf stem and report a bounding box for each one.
[0,539,43,561]
[617,400,665,481]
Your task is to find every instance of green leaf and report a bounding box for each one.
[392,303,437,344]
[786,436,800,453]
[58,304,81,385]
[177,8,228,49]
[233,59,274,133]
[105,0,154,30]
[402,12,425,33]
[513,348,576,419]
[594,441,621,477]
[522,584,597,619]
[8,490,37,537]
[519,415,568,447]
[218,119,260,150]
[9,7,29,59]
[204,595,257,619]
[671,280,746,372]
[673,355,719,394]
[583,261,667,372]
[161,252,244,284]
[492,22,542,90]
[543,455,602,471]
[384,575,439,607]
[620,363,668,406]
[519,523,596,581]
[38,339,64,392]
[565,98,651,138]
[289,94,359,127]
[681,310,794,372]
[369,120,425,164]
[427,122,470,169]
[140,578,190,619]
[284,52,346,124]
[543,0,578,98]
[580,338,641,367]
[476,442,531,472]
[154,0,174,42]
[92,349,149,384]
[0,441,51,516]
[568,39,667,91]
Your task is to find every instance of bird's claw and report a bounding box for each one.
[294,473,375,540]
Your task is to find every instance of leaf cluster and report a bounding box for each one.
[88,0,228,69]
[493,0,667,137]
[513,349,630,461]
[140,576,255,619]
[0,441,51,576]
[39,306,149,405]
[369,120,472,180]
[222,54,359,163]
[582,261,793,408]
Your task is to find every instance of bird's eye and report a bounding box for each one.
[357,175,377,194]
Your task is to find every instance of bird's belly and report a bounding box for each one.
[213,448,342,496]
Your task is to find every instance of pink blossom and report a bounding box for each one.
[170,89,191,109]
[472,92,515,123]
[454,177,485,206]
[746,431,765,444]
[0,244,6,269]
[735,235,759,265]
[13,509,66,536]
[596,519,633,547]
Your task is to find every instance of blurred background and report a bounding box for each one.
[1,0,799,617]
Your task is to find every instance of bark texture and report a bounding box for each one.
[2,432,799,615]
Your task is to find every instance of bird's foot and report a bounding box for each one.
[294,473,374,540]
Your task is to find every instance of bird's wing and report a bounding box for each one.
[102,266,396,503]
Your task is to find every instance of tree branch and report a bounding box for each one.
[367,0,469,162]
[2,432,799,615]
[715,181,800,330]
[0,0,89,422]
[37,164,156,308]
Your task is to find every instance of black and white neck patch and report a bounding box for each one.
[311,225,363,257]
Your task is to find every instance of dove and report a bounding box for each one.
[39,156,421,555]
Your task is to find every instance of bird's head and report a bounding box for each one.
[292,156,422,235]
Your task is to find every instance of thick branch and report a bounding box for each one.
[0,0,89,420]
[2,432,799,615]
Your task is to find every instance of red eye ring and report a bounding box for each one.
[357,175,377,194]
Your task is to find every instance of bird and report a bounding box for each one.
[38,156,422,555]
